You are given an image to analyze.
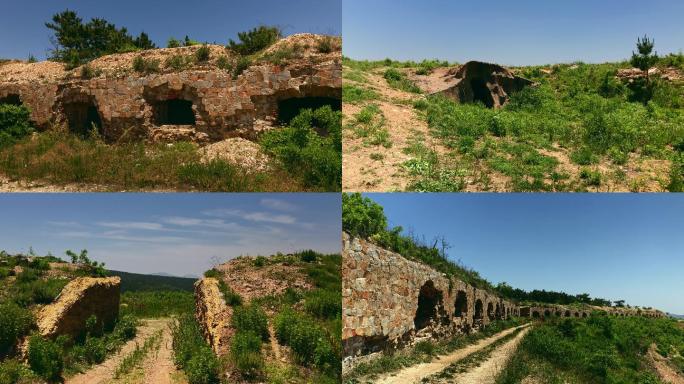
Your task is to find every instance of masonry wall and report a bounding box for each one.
[342,233,517,366]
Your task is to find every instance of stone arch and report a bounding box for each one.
[574,312,580,318]
[532,311,540,318]
[60,91,103,137]
[474,299,484,321]
[454,290,467,318]
[487,302,495,321]
[544,309,551,318]
[470,78,495,108]
[0,93,22,106]
[555,310,562,317]
[414,280,444,331]
[143,82,206,127]
[251,84,341,128]
[582,312,588,318]
[565,310,571,317]
[495,303,501,318]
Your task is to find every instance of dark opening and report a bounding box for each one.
[487,302,494,321]
[65,102,102,137]
[414,281,443,331]
[532,311,540,318]
[555,311,561,317]
[544,310,551,318]
[152,99,196,125]
[474,299,484,320]
[574,312,580,318]
[454,291,467,318]
[0,94,22,106]
[470,78,494,108]
[582,312,588,318]
[277,96,342,126]
[565,310,571,317]
[495,303,501,318]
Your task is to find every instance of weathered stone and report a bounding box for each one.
[36,277,120,339]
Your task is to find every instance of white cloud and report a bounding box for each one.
[260,198,297,212]
[203,209,296,225]
[97,221,165,231]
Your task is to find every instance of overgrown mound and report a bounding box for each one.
[191,251,341,383]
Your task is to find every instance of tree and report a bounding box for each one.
[341,193,387,238]
[134,32,156,50]
[228,26,282,55]
[167,37,181,48]
[614,299,626,307]
[629,35,659,104]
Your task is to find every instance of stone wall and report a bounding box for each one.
[194,278,233,355]
[0,35,341,143]
[36,276,120,339]
[342,233,517,368]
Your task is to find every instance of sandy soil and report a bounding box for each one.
[648,343,684,384]
[436,326,532,384]
[141,320,184,384]
[200,138,272,173]
[342,67,449,191]
[372,324,531,384]
[66,319,177,384]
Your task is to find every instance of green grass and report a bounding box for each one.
[120,290,195,318]
[366,58,684,192]
[347,104,392,148]
[171,314,220,384]
[114,328,164,379]
[496,315,684,384]
[0,130,305,191]
[383,68,421,93]
[343,84,380,104]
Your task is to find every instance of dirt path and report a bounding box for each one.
[648,343,684,384]
[141,320,183,384]
[343,67,449,192]
[372,324,531,384]
[66,318,176,384]
[440,326,531,384]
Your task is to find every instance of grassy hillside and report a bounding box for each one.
[496,315,684,383]
[343,52,684,192]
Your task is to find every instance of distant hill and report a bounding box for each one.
[109,270,197,292]
[668,313,684,319]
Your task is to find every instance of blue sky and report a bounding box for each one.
[365,193,684,314]
[0,0,341,60]
[344,0,684,66]
[0,194,341,277]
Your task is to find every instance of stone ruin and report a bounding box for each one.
[194,256,312,356]
[342,233,518,373]
[36,276,121,339]
[435,61,533,109]
[342,232,667,373]
[0,34,341,143]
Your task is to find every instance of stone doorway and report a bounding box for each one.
[454,290,467,318]
[414,280,444,331]
[470,78,494,108]
[151,99,196,125]
[64,102,103,137]
[0,94,22,106]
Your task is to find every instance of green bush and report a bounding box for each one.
[216,55,232,71]
[132,56,160,74]
[230,330,264,379]
[165,55,193,71]
[0,302,34,356]
[299,249,318,263]
[383,68,421,93]
[218,281,243,307]
[0,358,28,384]
[231,304,269,340]
[274,309,340,376]
[0,104,33,147]
[228,26,281,55]
[260,106,341,191]
[204,269,220,278]
[112,314,137,340]
[171,314,219,384]
[83,336,107,364]
[167,37,181,48]
[28,336,63,381]
[232,56,252,79]
[316,36,336,54]
[304,289,341,319]
[195,45,211,62]
[341,192,387,238]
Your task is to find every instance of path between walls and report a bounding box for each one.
[372,323,531,384]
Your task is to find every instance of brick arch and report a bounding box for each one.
[454,290,467,318]
[414,280,446,331]
[143,82,207,128]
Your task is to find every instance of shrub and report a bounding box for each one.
[0,359,27,384]
[165,55,193,71]
[80,64,97,79]
[0,302,34,356]
[218,281,243,306]
[83,336,107,364]
[414,340,436,356]
[230,331,263,379]
[132,56,160,74]
[253,256,267,267]
[167,38,181,48]
[341,192,387,238]
[228,26,282,55]
[316,36,335,54]
[185,347,220,384]
[383,68,421,93]
[28,336,63,381]
[203,269,220,278]
[299,249,318,263]
[195,45,211,62]
[112,314,137,340]
[216,55,232,71]
[232,56,252,79]
[231,304,269,340]
[260,106,342,191]
[274,309,339,375]
[0,104,33,147]
[304,289,341,319]
[171,314,219,384]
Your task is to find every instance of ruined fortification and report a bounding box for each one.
[0,34,341,143]
[342,232,666,372]
[36,276,121,339]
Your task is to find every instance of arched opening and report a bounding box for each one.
[574,312,580,318]
[544,310,551,318]
[151,99,196,125]
[474,299,484,321]
[454,290,467,318]
[414,280,444,331]
[487,302,494,321]
[532,311,540,318]
[495,303,501,318]
[555,311,561,317]
[64,101,103,137]
[0,94,22,106]
[470,78,494,108]
[277,96,342,126]
[565,310,571,317]
[582,312,588,318]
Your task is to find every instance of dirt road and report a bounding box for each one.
[372,324,531,384]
